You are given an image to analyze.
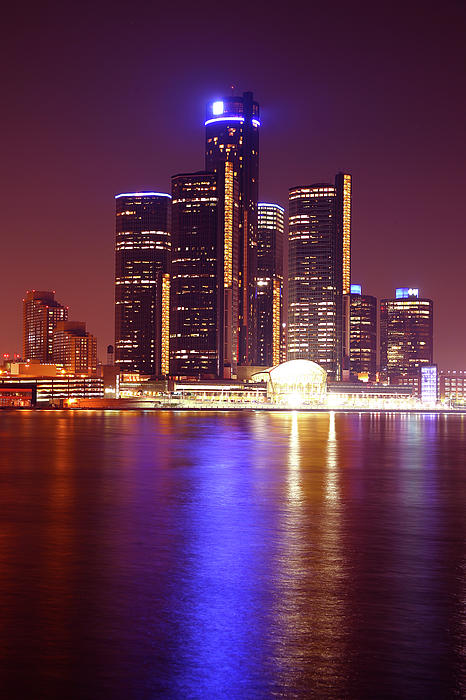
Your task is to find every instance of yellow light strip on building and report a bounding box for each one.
[342,174,351,294]
[161,273,170,375]
[224,161,233,288]
[273,278,280,366]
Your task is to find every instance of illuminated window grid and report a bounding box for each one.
[342,174,351,294]
[224,162,233,288]
[161,273,170,375]
[272,278,281,366]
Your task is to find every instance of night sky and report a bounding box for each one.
[2,0,466,367]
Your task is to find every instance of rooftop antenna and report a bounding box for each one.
[230,84,235,94]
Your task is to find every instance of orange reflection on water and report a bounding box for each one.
[271,411,351,695]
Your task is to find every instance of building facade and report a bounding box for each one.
[205,92,259,365]
[0,376,103,406]
[257,203,285,366]
[287,173,351,379]
[52,321,97,375]
[23,290,68,362]
[170,167,240,378]
[420,365,438,404]
[349,284,377,378]
[114,192,171,376]
[380,288,433,387]
[438,370,466,406]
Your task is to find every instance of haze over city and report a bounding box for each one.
[2,0,466,367]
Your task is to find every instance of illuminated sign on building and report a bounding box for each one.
[396,287,419,299]
[421,365,437,404]
[223,162,234,289]
[161,273,170,376]
[341,174,351,295]
[272,279,281,366]
[114,192,171,199]
[350,284,362,295]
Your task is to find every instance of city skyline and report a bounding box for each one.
[3,99,450,372]
[2,1,465,367]
[2,5,466,698]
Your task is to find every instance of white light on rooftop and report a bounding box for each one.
[212,101,224,115]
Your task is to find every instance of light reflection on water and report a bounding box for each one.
[0,410,465,698]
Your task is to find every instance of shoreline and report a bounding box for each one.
[2,406,465,414]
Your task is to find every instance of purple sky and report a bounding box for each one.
[2,0,466,366]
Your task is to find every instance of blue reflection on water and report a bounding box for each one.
[0,411,465,698]
[169,417,276,695]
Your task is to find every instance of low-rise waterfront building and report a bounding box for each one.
[0,375,103,406]
[252,360,327,406]
[439,370,466,406]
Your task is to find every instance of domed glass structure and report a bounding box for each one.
[252,359,327,406]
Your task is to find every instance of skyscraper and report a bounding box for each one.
[287,173,351,379]
[23,290,68,362]
[114,192,171,376]
[205,91,259,365]
[257,203,285,367]
[380,287,433,383]
[52,321,97,375]
[170,166,240,378]
[349,284,377,378]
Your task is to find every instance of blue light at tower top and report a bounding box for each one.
[204,116,245,126]
[115,192,171,199]
[204,116,261,127]
[396,287,419,299]
[350,284,362,295]
[258,203,285,212]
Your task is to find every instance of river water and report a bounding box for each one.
[0,410,465,698]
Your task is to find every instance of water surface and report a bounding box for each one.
[0,410,465,698]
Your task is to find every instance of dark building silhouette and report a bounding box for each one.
[170,167,240,378]
[205,92,259,365]
[114,192,171,376]
[287,173,351,379]
[257,203,284,366]
[349,284,377,378]
[380,288,433,387]
[23,290,68,362]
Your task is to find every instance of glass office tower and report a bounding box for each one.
[380,288,433,381]
[349,284,377,378]
[170,166,240,378]
[257,203,284,367]
[287,173,351,380]
[205,91,259,365]
[114,192,171,376]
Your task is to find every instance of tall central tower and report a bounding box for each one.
[170,167,240,379]
[287,173,351,380]
[205,91,260,365]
